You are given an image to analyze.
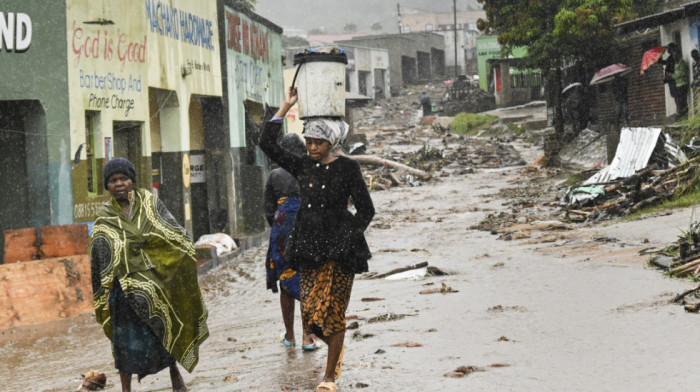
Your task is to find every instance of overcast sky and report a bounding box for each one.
[254,0,483,35]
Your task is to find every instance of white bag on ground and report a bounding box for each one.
[194,233,238,256]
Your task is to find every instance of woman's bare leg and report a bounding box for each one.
[316,331,345,384]
[280,290,296,343]
[118,371,131,392]
[170,363,187,392]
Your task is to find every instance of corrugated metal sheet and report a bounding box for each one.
[564,127,687,206]
[583,127,662,185]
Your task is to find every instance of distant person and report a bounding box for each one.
[612,74,629,127]
[563,83,589,133]
[672,46,689,119]
[419,91,432,116]
[660,43,688,119]
[659,43,677,88]
[691,49,700,115]
[264,133,319,352]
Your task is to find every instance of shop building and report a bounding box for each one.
[0,3,71,257]
[217,1,284,239]
[68,0,223,243]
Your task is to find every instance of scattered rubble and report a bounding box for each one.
[348,82,534,193]
[76,370,106,391]
[419,282,458,295]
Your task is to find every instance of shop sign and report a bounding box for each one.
[190,154,205,183]
[0,12,32,52]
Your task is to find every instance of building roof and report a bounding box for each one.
[307,33,370,46]
[223,1,283,33]
[615,1,700,34]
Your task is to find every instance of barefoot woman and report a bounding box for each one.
[89,158,209,392]
[259,88,375,392]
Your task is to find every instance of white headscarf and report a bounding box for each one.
[302,118,349,149]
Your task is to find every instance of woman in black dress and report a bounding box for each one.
[259,87,375,392]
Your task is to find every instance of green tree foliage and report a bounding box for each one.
[476,0,655,133]
[282,35,310,48]
[371,23,383,32]
[476,0,647,70]
[232,0,257,10]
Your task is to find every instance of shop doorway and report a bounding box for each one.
[0,100,46,262]
[112,121,143,188]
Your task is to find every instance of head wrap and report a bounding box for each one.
[280,133,306,155]
[302,118,349,149]
[103,157,137,189]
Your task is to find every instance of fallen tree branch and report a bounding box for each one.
[669,257,700,275]
[344,154,433,180]
[674,284,700,303]
[371,261,429,279]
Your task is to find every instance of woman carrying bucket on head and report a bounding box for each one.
[259,84,375,392]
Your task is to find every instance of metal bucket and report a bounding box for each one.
[293,51,347,118]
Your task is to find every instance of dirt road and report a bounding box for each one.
[3,136,700,391]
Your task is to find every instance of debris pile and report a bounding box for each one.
[441,75,496,116]
[352,128,526,191]
[563,154,700,222]
[561,127,688,222]
[646,221,700,312]
[648,219,700,277]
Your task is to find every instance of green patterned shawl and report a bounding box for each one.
[89,188,208,372]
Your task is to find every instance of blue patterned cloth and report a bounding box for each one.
[266,196,301,300]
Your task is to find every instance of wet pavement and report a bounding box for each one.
[4,137,700,391]
[4,89,700,390]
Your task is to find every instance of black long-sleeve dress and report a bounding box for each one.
[259,119,375,274]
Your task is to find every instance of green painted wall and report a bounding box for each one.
[476,35,528,91]
[0,3,71,232]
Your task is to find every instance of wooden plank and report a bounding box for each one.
[39,224,89,258]
[3,228,38,263]
[0,255,93,329]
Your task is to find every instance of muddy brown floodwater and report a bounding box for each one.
[3,140,700,391]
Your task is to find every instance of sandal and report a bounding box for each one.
[315,381,338,392]
[279,332,295,347]
[302,338,321,351]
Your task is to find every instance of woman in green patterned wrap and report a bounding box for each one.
[89,158,208,392]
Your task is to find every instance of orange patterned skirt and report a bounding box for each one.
[300,261,354,337]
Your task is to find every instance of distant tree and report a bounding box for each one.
[371,23,383,32]
[477,0,643,135]
[282,35,310,48]
[309,27,326,35]
[344,23,358,33]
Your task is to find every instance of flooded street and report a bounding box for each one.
[3,137,700,391]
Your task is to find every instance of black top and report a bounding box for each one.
[259,120,375,273]
[264,167,300,226]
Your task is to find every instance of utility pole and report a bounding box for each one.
[397,3,402,34]
[453,0,458,78]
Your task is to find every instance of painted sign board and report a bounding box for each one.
[0,12,32,52]
[145,0,222,96]
[224,6,283,147]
